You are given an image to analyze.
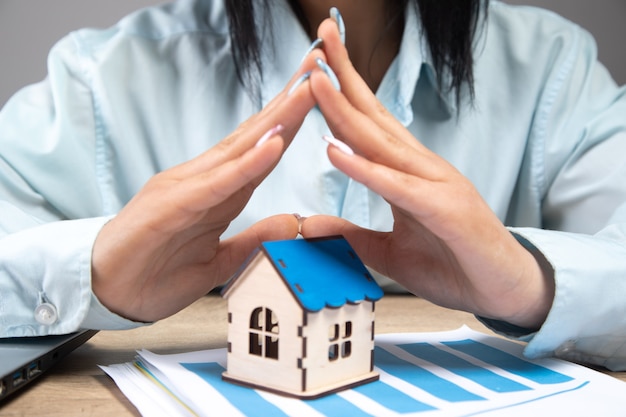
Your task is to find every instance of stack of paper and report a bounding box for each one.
[101,327,626,416]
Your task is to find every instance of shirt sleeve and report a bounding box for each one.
[0,33,145,336]
[488,21,626,371]
[0,216,146,336]
[509,222,626,372]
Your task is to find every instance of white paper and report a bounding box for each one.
[101,326,626,416]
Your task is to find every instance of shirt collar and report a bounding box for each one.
[379,2,456,123]
[258,1,456,119]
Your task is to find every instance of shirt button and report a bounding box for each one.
[35,303,58,325]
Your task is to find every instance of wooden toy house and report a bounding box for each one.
[221,236,384,399]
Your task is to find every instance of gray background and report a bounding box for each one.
[1,0,624,107]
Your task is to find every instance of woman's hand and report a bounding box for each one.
[91,61,319,323]
[302,19,555,329]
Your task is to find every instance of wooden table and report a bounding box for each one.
[1,294,624,416]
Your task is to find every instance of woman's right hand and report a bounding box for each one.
[90,55,321,324]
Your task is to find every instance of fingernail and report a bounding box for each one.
[329,7,346,45]
[316,58,341,91]
[287,71,311,96]
[256,124,284,147]
[300,38,324,63]
[322,134,354,156]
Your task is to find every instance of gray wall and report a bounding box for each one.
[1,0,625,108]
[0,0,166,107]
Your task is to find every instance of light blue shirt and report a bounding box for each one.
[1,0,626,370]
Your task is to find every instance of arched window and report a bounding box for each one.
[249,307,279,359]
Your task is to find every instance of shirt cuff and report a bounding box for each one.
[507,226,626,370]
[82,292,151,330]
[476,316,537,342]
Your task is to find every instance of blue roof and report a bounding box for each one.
[259,237,383,312]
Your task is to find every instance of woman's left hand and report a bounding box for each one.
[301,18,554,330]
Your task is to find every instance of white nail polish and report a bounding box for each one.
[330,7,346,45]
[256,124,284,147]
[300,38,324,63]
[315,58,341,92]
[322,135,354,155]
[288,71,311,96]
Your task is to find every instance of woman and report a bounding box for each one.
[1,0,625,370]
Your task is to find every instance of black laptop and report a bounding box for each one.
[0,329,97,401]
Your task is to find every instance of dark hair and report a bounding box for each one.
[225,0,486,106]
[417,0,485,105]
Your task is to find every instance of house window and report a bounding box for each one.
[328,321,352,361]
[249,307,279,359]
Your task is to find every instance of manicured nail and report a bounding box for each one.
[300,38,324,63]
[329,7,346,45]
[287,71,311,96]
[316,58,341,91]
[255,124,284,147]
[322,135,354,155]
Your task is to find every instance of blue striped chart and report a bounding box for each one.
[177,331,590,417]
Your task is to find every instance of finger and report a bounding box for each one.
[220,48,326,147]
[316,19,377,114]
[216,214,301,283]
[170,135,286,216]
[299,214,392,277]
[132,135,286,237]
[264,47,327,111]
[323,144,500,246]
[153,213,302,292]
[311,20,444,177]
[316,19,420,150]
[321,146,443,221]
[167,59,320,180]
[311,70,445,180]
